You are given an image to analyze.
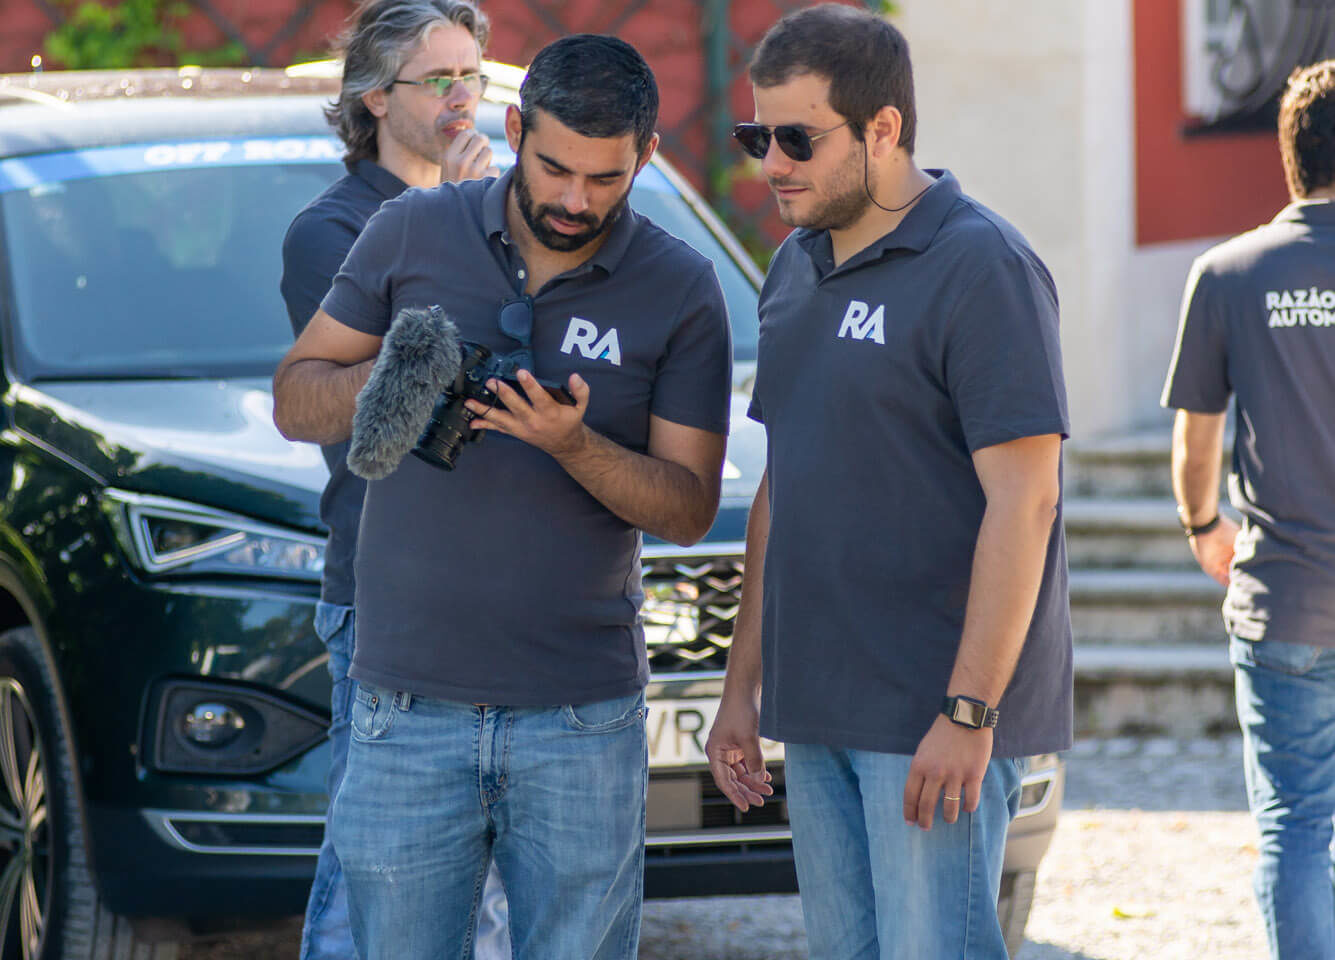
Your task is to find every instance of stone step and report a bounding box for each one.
[1064,428,1229,499]
[1072,643,1235,737]
[1069,568,1224,646]
[1062,497,1196,569]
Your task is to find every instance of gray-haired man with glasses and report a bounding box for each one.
[278,1,507,957]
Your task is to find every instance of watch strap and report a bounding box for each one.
[1176,506,1221,538]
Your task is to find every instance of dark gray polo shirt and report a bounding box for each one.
[1162,199,1335,646]
[321,169,732,704]
[281,159,407,606]
[750,170,1072,758]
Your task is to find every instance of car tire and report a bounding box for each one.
[997,867,1036,957]
[0,626,179,960]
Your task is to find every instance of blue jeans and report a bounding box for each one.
[784,742,1023,960]
[330,686,647,960]
[300,601,358,960]
[300,605,512,960]
[1231,634,1335,960]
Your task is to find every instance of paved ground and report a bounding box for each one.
[184,735,1267,959]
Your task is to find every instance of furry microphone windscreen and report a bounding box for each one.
[347,305,462,480]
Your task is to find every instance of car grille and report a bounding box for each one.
[641,553,744,673]
[647,769,789,835]
[700,770,788,829]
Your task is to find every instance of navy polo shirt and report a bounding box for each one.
[1162,199,1335,645]
[281,159,408,606]
[750,170,1073,758]
[321,169,732,705]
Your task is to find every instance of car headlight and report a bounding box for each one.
[100,489,324,580]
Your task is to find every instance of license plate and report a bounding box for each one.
[646,697,785,769]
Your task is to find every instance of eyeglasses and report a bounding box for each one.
[389,73,488,98]
[732,119,853,162]
[497,295,534,373]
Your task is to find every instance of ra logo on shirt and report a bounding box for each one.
[837,299,885,345]
[561,317,623,365]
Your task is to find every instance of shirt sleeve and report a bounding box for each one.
[280,209,360,339]
[1160,258,1231,413]
[945,250,1070,452]
[650,264,733,434]
[319,193,413,337]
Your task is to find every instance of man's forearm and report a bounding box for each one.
[272,358,374,445]
[948,494,1056,704]
[553,427,719,546]
[1171,409,1226,525]
[722,473,769,702]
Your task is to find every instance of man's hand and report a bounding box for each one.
[466,369,589,459]
[903,715,993,830]
[442,128,497,183]
[1189,516,1239,587]
[705,694,773,812]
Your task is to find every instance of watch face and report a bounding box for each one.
[951,699,985,728]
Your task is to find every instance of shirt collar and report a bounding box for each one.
[795,168,962,270]
[1271,198,1335,227]
[482,166,640,276]
[350,158,409,201]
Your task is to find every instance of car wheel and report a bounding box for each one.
[997,868,1036,957]
[0,627,179,960]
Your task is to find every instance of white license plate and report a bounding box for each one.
[646,698,785,769]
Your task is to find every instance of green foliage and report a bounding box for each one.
[44,0,248,70]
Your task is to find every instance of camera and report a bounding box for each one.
[412,342,573,471]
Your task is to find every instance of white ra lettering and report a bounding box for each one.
[1265,291,1280,310]
[836,300,885,344]
[560,317,622,365]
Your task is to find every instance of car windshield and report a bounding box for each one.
[0,133,759,381]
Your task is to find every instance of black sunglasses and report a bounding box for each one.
[732,119,853,162]
[497,295,534,373]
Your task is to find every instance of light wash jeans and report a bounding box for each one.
[1231,634,1335,960]
[784,742,1023,960]
[300,603,511,960]
[330,686,647,960]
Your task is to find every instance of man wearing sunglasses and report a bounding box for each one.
[273,33,731,960]
[278,1,507,958]
[705,5,1071,959]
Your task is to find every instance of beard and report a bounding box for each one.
[772,143,870,232]
[512,155,630,252]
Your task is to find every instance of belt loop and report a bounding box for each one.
[398,691,413,711]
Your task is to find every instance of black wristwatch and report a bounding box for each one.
[941,695,1000,730]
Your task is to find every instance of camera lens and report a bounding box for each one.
[412,393,475,471]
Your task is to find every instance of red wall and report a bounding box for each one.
[1133,0,1287,245]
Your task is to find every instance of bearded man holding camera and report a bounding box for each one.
[273,33,731,960]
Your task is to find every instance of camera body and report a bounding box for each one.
[411,341,572,471]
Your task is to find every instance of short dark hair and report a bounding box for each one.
[749,3,916,154]
[1279,60,1335,198]
[328,0,489,164]
[519,35,659,156]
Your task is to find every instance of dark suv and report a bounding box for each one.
[0,65,1061,959]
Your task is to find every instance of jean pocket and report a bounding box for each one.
[349,684,397,742]
[313,602,353,646]
[562,691,646,733]
[1231,635,1323,676]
